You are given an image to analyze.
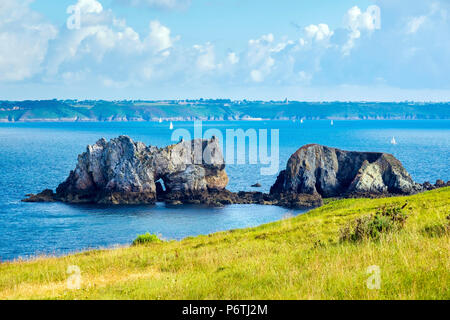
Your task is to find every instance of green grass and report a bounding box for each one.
[0,188,449,300]
[132,233,162,246]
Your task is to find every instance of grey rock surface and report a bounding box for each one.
[270,144,422,197]
[24,140,442,208]
[53,135,227,204]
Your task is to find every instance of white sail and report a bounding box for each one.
[159,118,162,123]
[331,120,334,126]
[170,122,173,130]
[300,119,303,124]
[391,136,397,145]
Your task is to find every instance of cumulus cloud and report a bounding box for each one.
[0,0,57,82]
[2,0,449,98]
[193,42,217,72]
[73,0,104,13]
[342,5,381,55]
[247,34,278,82]
[45,0,177,83]
[304,24,333,42]
[146,20,175,53]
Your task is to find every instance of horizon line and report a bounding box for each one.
[2,99,450,103]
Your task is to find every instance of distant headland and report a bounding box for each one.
[1,100,449,122]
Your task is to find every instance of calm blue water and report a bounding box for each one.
[0,120,449,261]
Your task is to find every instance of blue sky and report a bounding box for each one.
[1,0,449,101]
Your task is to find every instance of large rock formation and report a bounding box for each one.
[270,144,423,198]
[26,136,228,204]
[23,136,323,208]
[25,139,440,209]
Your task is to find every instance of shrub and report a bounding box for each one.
[132,233,162,246]
[340,203,409,242]
[422,215,450,238]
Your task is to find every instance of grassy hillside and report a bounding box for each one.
[1,100,449,121]
[0,188,449,300]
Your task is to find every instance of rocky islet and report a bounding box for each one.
[23,137,449,209]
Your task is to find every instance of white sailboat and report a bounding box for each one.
[159,117,162,123]
[300,119,304,124]
[169,122,174,130]
[391,136,397,145]
[331,120,334,126]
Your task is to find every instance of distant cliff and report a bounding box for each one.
[1,100,449,122]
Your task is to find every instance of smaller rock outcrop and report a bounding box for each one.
[22,189,57,203]
[271,144,423,198]
[421,179,450,191]
[157,189,323,209]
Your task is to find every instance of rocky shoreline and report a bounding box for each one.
[23,136,449,209]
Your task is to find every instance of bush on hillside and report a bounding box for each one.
[422,215,450,238]
[340,203,409,242]
[132,233,162,246]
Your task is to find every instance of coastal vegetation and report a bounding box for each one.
[132,233,163,246]
[1,100,449,122]
[1,187,448,299]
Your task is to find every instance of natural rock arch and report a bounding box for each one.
[55,136,228,204]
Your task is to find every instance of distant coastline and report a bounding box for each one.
[1,100,449,122]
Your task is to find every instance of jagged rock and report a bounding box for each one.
[24,136,322,208]
[435,179,445,187]
[30,135,228,204]
[22,189,56,202]
[158,189,321,209]
[25,139,437,209]
[277,193,323,209]
[270,144,422,198]
[422,181,434,190]
[251,183,262,188]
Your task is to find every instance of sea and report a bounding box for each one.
[0,120,449,261]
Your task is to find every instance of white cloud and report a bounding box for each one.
[304,24,333,42]
[271,40,294,53]
[0,0,57,82]
[345,5,381,32]
[342,5,381,55]
[405,3,443,35]
[247,34,277,82]
[45,0,177,79]
[74,0,103,14]
[250,70,264,83]
[2,0,449,98]
[260,33,274,43]
[227,52,239,65]
[298,71,312,84]
[406,16,426,34]
[146,20,174,52]
[194,42,217,72]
